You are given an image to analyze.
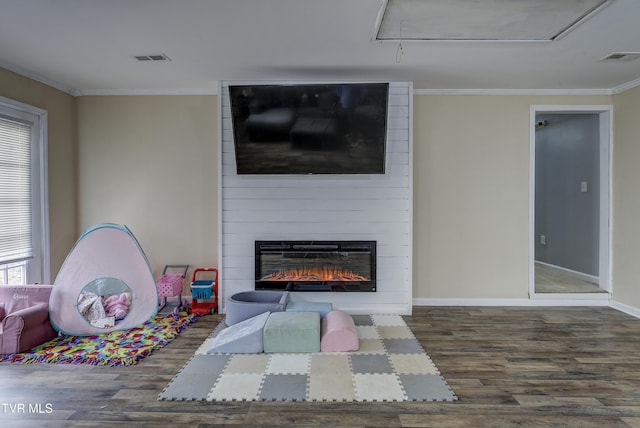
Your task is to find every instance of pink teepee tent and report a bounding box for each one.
[50,224,158,335]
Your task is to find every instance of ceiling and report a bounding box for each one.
[1,0,639,95]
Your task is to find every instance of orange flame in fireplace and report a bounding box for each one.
[261,266,368,282]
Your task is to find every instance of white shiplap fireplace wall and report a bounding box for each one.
[218,81,412,315]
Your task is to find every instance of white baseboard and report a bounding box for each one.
[413,297,640,319]
[610,300,640,318]
[413,297,610,307]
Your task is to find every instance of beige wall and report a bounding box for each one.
[612,86,640,309]
[77,95,217,291]
[412,94,611,300]
[0,68,77,280]
[4,65,637,307]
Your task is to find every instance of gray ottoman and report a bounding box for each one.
[263,311,320,353]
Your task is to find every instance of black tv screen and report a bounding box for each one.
[228,83,388,174]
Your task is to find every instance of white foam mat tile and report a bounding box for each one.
[352,338,386,354]
[308,354,355,402]
[389,354,438,375]
[353,373,407,402]
[266,354,311,375]
[195,337,216,355]
[377,325,415,339]
[371,314,406,326]
[356,325,380,339]
[225,354,271,374]
[207,373,264,401]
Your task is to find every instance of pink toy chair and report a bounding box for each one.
[0,285,57,354]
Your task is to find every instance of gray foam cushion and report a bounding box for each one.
[206,311,270,354]
[225,291,289,326]
[263,311,320,353]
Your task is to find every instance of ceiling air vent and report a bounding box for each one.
[134,53,171,62]
[600,52,640,62]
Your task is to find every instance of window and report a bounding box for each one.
[0,97,49,284]
[0,261,26,285]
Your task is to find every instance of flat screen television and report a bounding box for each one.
[228,83,388,174]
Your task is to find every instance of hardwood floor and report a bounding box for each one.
[535,263,605,294]
[1,306,640,427]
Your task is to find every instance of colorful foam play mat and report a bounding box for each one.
[159,314,457,402]
[0,312,197,366]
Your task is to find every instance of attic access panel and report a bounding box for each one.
[376,0,610,41]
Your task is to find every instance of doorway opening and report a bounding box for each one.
[529,105,611,300]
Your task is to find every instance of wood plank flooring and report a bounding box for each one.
[1,306,639,427]
[535,263,605,293]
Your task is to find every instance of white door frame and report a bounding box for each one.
[529,105,612,300]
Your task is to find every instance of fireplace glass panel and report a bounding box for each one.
[255,241,376,292]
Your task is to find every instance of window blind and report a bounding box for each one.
[0,116,33,264]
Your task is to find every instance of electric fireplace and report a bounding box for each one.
[255,241,376,292]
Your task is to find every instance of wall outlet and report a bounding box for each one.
[540,235,546,245]
[581,181,588,193]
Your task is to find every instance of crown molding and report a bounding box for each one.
[611,76,640,94]
[0,61,77,95]
[1,62,219,96]
[4,59,638,97]
[414,88,615,96]
[76,87,218,96]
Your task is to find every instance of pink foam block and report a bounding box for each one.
[320,310,359,352]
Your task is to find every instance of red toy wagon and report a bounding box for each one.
[189,267,218,315]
